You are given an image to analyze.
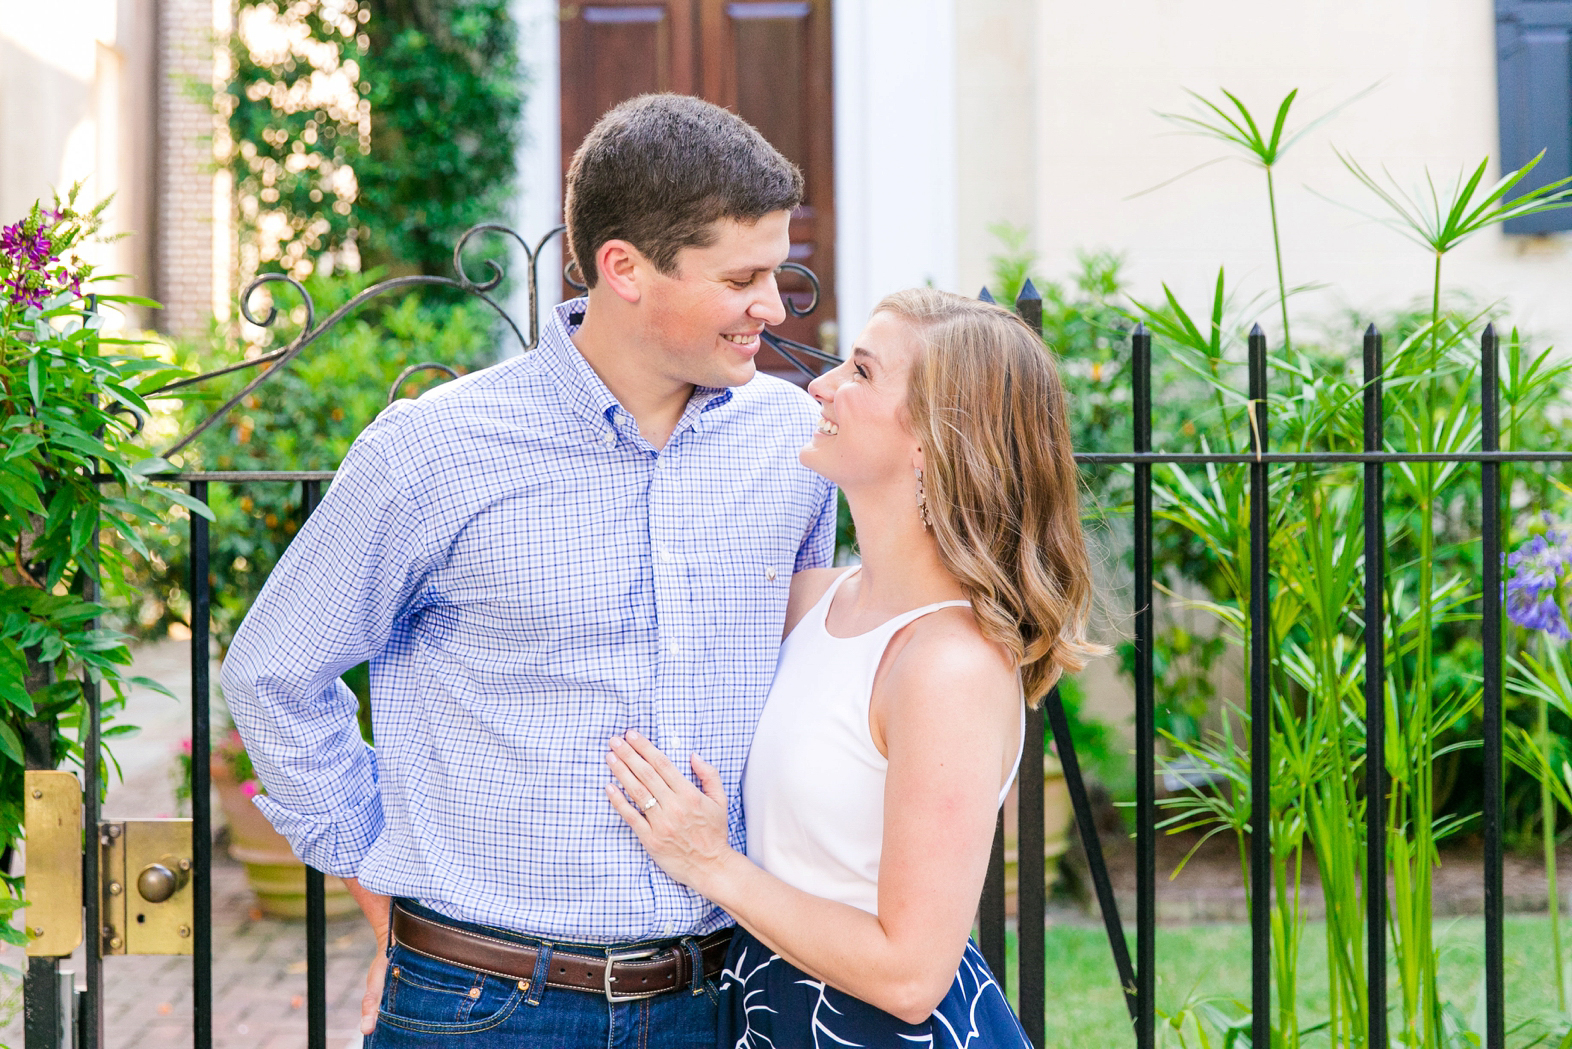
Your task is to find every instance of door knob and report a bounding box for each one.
[136,858,189,903]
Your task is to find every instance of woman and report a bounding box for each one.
[604,288,1102,1046]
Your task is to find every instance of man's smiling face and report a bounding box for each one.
[638,210,793,389]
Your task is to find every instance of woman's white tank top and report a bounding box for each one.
[743,568,1025,916]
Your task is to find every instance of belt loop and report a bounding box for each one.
[525,941,553,1006]
[680,937,705,995]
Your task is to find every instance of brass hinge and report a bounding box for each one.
[23,770,83,958]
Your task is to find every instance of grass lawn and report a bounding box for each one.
[1004,916,1572,1047]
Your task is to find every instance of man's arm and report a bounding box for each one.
[220,426,435,877]
[795,480,838,572]
[345,877,394,1035]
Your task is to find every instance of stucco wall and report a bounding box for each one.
[956,0,1572,350]
[833,0,958,341]
[0,0,216,333]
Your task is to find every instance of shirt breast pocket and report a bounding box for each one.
[696,546,793,643]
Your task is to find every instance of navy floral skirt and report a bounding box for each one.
[717,927,1032,1048]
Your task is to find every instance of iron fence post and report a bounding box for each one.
[1133,320,1156,1049]
[189,481,212,1049]
[300,480,328,1049]
[1247,324,1271,1049]
[81,524,101,1049]
[1016,279,1046,1048]
[1362,324,1388,1049]
[1481,324,1504,1049]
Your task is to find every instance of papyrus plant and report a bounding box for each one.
[1141,87,1572,1048]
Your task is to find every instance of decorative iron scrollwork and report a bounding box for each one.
[149,223,831,459]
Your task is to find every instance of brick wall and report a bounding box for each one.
[156,0,221,337]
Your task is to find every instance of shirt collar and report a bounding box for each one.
[538,298,736,438]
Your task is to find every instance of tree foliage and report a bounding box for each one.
[224,0,524,281]
[357,0,525,274]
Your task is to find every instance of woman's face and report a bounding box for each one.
[800,311,924,491]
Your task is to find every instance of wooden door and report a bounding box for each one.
[559,0,836,377]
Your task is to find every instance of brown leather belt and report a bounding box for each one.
[390,903,732,1002]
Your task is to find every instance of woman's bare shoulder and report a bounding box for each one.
[783,567,848,638]
[886,610,1019,719]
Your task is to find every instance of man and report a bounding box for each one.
[221,94,836,1046]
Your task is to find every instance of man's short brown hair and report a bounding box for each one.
[564,94,804,288]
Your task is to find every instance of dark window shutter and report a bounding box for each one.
[1497,1,1572,233]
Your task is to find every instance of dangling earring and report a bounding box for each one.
[915,468,932,530]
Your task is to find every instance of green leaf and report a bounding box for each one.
[128,456,173,478]
[0,723,24,765]
[128,676,176,699]
[154,486,216,521]
[26,355,42,409]
[69,503,97,555]
[48,431,108,460]
[2,433,43,462]
[92,293,163,309]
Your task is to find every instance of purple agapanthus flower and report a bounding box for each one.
[1507,530,1572,640]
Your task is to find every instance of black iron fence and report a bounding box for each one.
[976,282,1532,1049]
[28,226,1554,1049]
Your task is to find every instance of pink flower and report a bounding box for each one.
[240,780,260,798]
[179,738,192,755]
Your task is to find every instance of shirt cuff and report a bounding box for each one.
[254,788,385,879]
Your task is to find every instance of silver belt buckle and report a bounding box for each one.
[604,946,664,1002]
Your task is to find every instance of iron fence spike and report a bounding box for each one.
[978,287,996,303]
[1250,322,1265,337]
[1017,278,1041,302]
[1366,322,1379,337]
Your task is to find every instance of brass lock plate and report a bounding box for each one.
[24,770,83,958]
[100,819,193,956]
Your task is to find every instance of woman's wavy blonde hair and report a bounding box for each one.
[876,288,1105,707]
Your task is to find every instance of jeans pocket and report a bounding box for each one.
[378,946,524,1035]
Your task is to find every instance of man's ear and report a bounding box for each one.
[596,239,645,305]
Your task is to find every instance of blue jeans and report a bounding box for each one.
[364,903,721,1048]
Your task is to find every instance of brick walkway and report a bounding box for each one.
[5,855,380,1048]
[0,641,379,1048]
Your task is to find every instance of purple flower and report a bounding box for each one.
[1,220,53,270]
[1507,530,1572,639]
[2,213,85,309]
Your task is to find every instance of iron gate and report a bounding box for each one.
[16,224,1551,1049]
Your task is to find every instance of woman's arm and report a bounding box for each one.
[605,623,1018,1023]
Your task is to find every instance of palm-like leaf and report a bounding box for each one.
[1335,149,1572,254]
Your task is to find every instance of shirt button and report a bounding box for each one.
[765,566,778,582]
[602,432,616,447]
[655,544,674,564]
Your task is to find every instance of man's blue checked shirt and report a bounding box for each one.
[221,298,837,943]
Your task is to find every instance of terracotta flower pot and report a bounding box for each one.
[1001,754,1073,918]
[211,761,359,919]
